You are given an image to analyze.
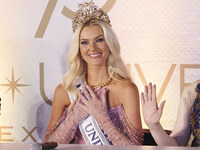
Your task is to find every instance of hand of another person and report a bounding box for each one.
[141,83,166,129]
[78,85,108,118]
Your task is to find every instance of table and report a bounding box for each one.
[0,143,199,150]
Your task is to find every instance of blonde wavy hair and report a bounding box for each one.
[63,20,132,109]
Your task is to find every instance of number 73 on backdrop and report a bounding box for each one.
[34,0,116,38]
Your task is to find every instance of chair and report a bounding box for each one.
[143,129,172,145]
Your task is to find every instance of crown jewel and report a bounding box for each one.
[72,0,111,32]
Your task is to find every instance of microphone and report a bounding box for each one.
[30,142,58,150]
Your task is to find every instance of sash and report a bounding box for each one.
[79,116,110,145]
[68,77,110,145]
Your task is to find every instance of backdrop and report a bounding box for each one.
[0,0,200,143]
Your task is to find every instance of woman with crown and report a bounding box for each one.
[44,1,143,145]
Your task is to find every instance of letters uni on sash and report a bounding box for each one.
[85,122,103,145]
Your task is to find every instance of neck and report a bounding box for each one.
[86,65,109,86]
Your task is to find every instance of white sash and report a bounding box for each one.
[68,77,110,145]
[79,116,110,145]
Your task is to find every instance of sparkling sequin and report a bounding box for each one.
[76,104,143,145]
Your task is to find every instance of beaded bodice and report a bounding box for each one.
[45,77,144,145]
[76,104,143,144]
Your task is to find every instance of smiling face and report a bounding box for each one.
[79,25,110,67]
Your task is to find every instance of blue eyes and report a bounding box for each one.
[96,38,104,42]
[81,41,89,45]
[81,38,104,45]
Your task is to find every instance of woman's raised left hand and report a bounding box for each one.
[141,83,166,129]
[78,85,109,118]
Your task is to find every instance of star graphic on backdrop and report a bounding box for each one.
[0,68,30,103]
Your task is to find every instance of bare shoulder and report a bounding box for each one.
[118,80,138,90]
[53,84,71,107]
[110,79,139,105]
[116,80,139,97]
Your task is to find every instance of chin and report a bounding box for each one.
[88,61,106,66]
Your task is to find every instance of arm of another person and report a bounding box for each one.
[141,83,195,146]
[141,83,178,146]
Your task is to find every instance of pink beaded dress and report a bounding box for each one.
[45,80,144,145]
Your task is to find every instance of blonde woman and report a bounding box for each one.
[45,1,143,145]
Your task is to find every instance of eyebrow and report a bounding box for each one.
[80,35,104,41]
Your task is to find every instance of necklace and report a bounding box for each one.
[83,72,113,89]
